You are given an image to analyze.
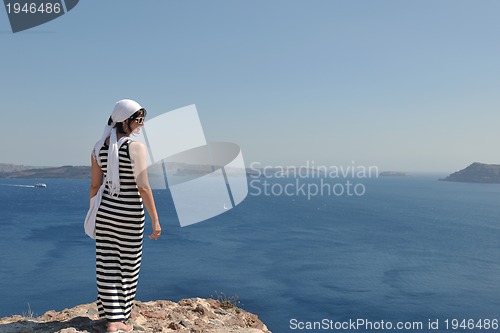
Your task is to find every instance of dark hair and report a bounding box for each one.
[107,108,147,134]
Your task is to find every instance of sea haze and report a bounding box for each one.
[0,175,499,333]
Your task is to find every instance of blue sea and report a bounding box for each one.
[1,174,500,333]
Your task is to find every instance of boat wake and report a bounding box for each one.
[0,183,36,188]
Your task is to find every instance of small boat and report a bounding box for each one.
[35,183,47,188]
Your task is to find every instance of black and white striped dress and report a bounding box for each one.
[95,140,145,322]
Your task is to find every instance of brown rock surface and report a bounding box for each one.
[0,298,271,333]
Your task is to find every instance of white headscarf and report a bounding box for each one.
[93,99,143,197]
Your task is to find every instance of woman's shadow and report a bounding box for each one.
[0,316,107,333]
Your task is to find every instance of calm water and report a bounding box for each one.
[1,175,500,332]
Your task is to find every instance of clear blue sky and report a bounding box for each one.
[1,0,499,172]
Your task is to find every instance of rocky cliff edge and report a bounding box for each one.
[0,298,271,333]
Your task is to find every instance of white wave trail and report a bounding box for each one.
[0,184,36,188]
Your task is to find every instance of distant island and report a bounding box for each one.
[379,171,409,177]
[0,163,256,179]
[0,164,91,179]
[440,162,500,183]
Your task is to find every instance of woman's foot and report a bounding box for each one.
[106,321,133,333]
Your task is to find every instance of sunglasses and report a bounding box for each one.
[134,117,145,124]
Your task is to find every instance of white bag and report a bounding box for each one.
[84,182,105,240]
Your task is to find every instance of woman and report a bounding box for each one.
[89,99,161,333]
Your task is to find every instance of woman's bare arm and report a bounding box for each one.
[130,141,162,240]
[90,153,103,199]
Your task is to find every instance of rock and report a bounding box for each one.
[0,299,272,333]
[180,319,192,327]
[225,316,246,327]
[86,308,98,316]
[132,323,146,331]
[58,329,78,333]
[142,310,168,319]
[178,299,195,307]
[214,309,227,315]
[193,304,205,315]
[40,310,58,319]
[167,321,182,330]
[208,318,225,326]
[206,299,221,309]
